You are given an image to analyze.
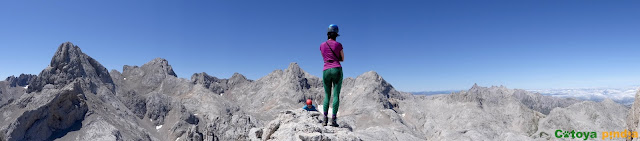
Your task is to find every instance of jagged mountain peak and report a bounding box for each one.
[358,71,381,79]
[450,84,581,115]
[456,85,515,100]
[468,84,511,93]
[229,72,249,82]
[191,72,217,82]
[145,58,171,66]
[141,58,177,77]
[286,62,300,69]
[230,72,246,79]
[284,62,305,76]
[27,42,113,93]
[191,72,252,94]
[353,71,388,87]
[191,72,249,84]
[467,83,487,92]
[5,74,36,87]
[259,62,317,82]
[49,42,81,66]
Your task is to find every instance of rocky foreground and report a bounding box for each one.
[0,42,639,141]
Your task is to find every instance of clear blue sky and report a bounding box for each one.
[1,1,639,92]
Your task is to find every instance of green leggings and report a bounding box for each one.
[323,67,343,118]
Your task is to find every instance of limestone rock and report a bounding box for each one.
[191,72,251,94]
[0,42,153,141]
[535,99,628,140]
[249,109,362,141]
[0,42,631,141]
[627,89,640,140]
[4,74,36,87]
[27,42,114,93]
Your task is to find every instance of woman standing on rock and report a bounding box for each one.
[320,24,344,127]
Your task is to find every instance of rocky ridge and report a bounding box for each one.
[4,74,36,87]
[626,89,640,141]
[0,42,635,141]
[0,42,152,140]
[248,109,362,141]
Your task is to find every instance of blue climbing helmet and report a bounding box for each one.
[327,24,339,34]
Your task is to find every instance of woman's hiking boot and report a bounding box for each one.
[330,117,339,127]
[322,116,328,126]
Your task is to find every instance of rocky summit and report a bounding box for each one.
[0,42,638,141]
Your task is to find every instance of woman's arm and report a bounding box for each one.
[340,50,344,62]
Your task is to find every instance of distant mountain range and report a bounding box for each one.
[1,42,639,140]
[414,87,638,105]
[411,90,461,95]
